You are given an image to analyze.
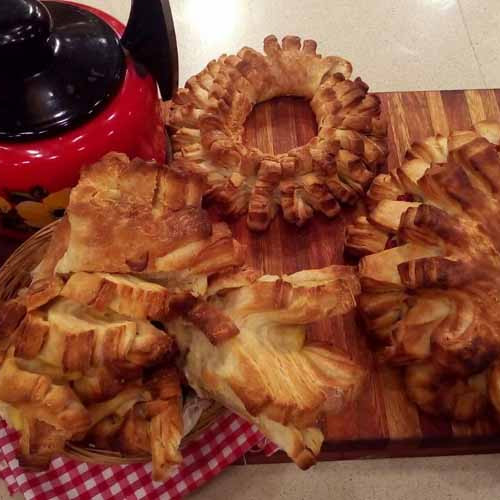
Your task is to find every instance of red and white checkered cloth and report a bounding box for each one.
[0,413,278,499]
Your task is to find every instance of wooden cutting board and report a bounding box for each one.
[2,89,500,464]
[232,88,500,464]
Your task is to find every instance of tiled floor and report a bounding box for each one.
[85,0,500,92]
[2,1,500,499]
[189,455,500,500]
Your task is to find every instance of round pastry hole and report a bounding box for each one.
[242,97,318,154]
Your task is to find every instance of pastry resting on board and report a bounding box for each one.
[168,265,364,468]
[165,35,387,231]
[345,120,500,422]
[0,152,363,478]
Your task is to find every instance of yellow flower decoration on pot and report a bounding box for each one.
[0,196,11,214]
[16,188,71,228]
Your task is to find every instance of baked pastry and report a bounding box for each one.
[345,120,500,421]
[168,265,364,467]
[17,217,70,312]
[0,349,90,467]
[84,368,183,481]
[61,272,172,320]
[0,292,176,469]
[165,35,387,230]
[55,152,244,294]
[0,152,246,477]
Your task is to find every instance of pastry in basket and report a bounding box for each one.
[83,367,183,480]
[0,293,178,476]
[55,152,244,290]
[345,120,500,422]
[165,35,387,231]
[0,152,246,479]
[0,348,90,468]
[167,265,365,467]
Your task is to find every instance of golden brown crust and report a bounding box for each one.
[405,363,488,421]
[17,217,70,312]
[21,277,64,313]
[61,272,172,320]
[31,217,70,284]
[146,368,183,480]
[186,299,239,345]
[169,265,364,467]
[10,310,49,360]
[207,267,261,296]
[72,366,126,404]
[0,353,91,466]
[345,216,389,256]
[3,298,174,376]
[56,153,242,279]
[0,356,90,433]
[0,300,27,347]
[85,368,183,481]
[18,419,68,469]
[346,120,500,422]
[166,35,386,230]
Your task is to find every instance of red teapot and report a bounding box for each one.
[0,0,178,237]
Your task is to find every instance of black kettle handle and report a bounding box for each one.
[121,0,179,101]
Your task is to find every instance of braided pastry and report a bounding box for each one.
[345,120,500,421]
[165,35,387,230]
[168,265,364,468]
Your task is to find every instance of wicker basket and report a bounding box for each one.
[0,221,223,466]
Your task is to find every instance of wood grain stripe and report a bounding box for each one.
[348,327,390,442]
[426,91,450,136]
[242,102,258,148]
[441,90,473,130]
[378,94,398,173]
[401,92,434,141]
[479,90,500,120]
[271,97,298,154]
[465,90,487,124]
[254,101,275,154]
[294,97,318,148]
[386,92,411,166]
[379,367,422,441]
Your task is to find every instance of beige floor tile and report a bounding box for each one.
[170,0,484,92]
[189,455,500,500]
[458,0,500,88]
[80,0,484,92]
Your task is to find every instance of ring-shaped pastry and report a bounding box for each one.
[165,35,388,231]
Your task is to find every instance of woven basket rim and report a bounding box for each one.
[0,222,223,465]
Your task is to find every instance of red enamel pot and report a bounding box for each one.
[0,0,178,238]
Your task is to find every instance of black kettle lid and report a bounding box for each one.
[0,0,126,141]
